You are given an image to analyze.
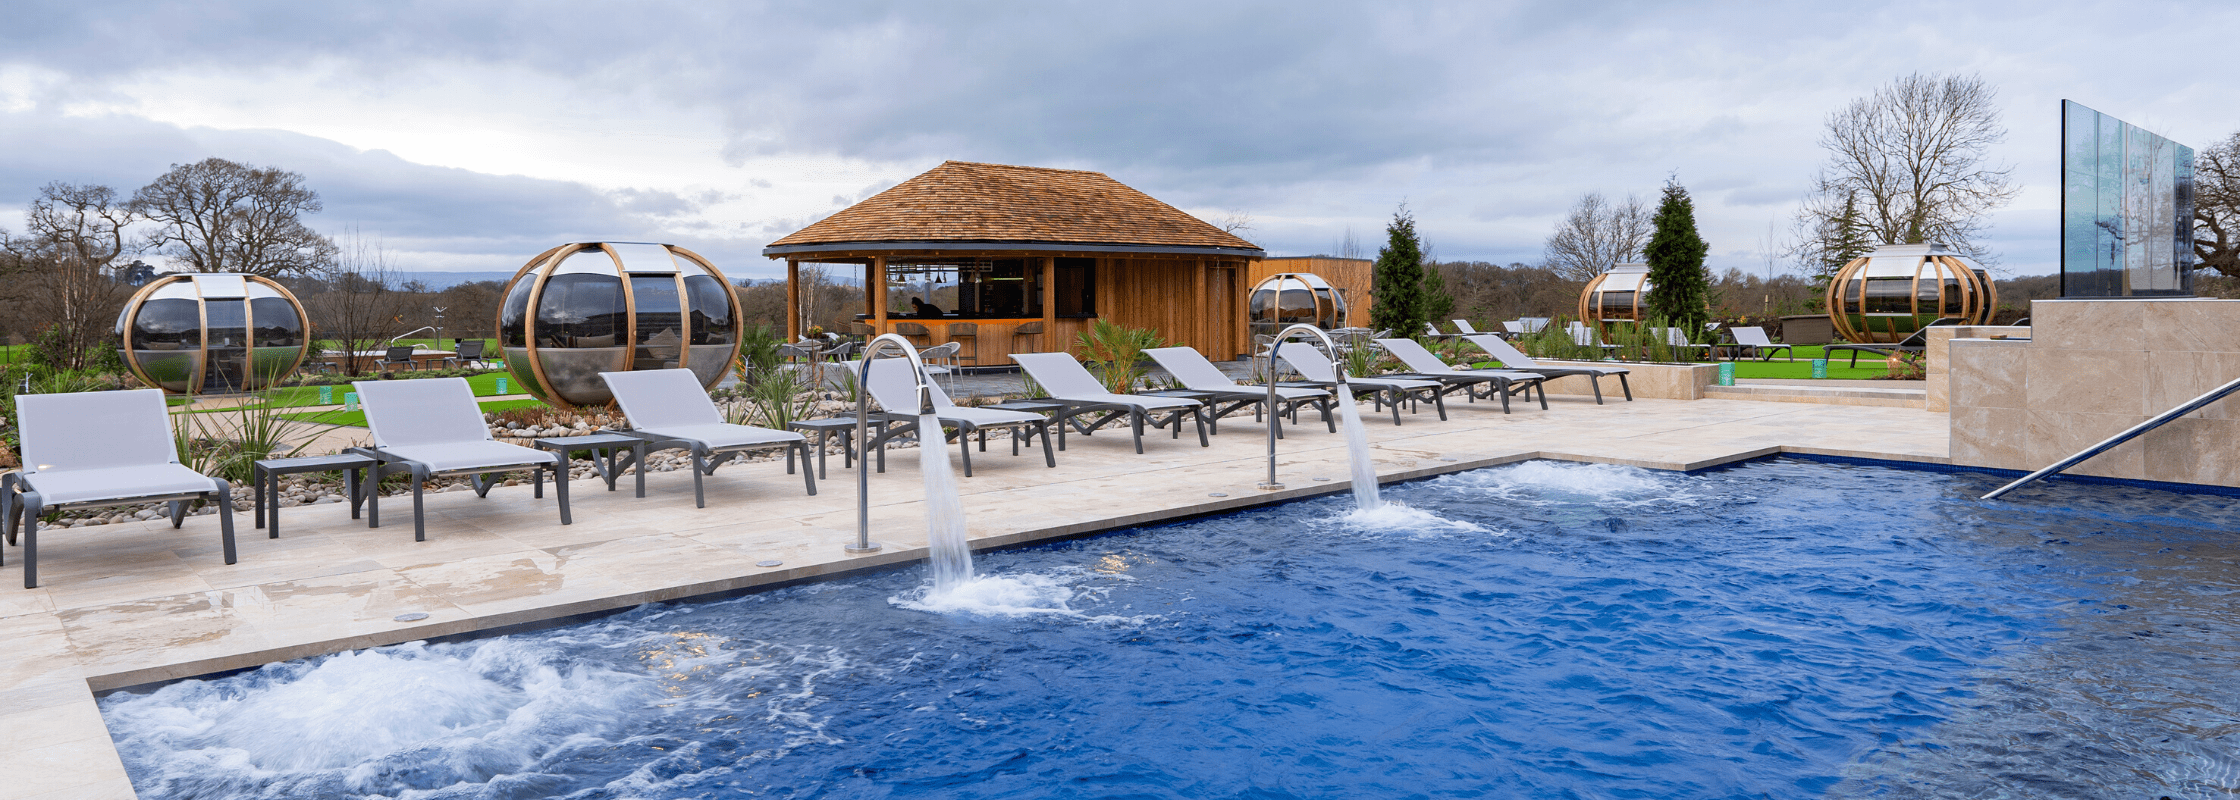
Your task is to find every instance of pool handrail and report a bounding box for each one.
[851,333,937,554]
[1981,373,2240,500]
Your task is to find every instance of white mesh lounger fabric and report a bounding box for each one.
[1274,342,1446,425]
[350,377,569,541]
[1725,326,1794,362]
[1372,338,1550,414]
[1144,346,1335,436]
[1461,335,1632,403]
[599,369,815,508]
[1011,352,1209,453]
[860,357,1055,477]
[1,389,237,588]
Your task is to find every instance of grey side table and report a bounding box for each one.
[788,418,882,480]
[253,453,376,539]
[533,433,648,497]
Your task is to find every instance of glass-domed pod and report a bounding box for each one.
[1249,273,1348,337]
[1825,243,1998,344]
[114,273,309,394]
[496,242,741,407]
[1577,263,1651,328]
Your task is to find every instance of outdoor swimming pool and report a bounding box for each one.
[100,458,2240,799]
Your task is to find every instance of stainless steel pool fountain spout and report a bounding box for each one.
[850,333,938,554]
[1260,324,1345,491]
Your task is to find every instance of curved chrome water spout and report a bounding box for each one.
[387,327,436,347]
[1260,324,1345,491]
[849,333,937,554]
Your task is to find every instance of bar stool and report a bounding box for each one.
[842,321,875,340]
[945,322,979,371]
[1012,321,1045,357]
[893,322,932,350]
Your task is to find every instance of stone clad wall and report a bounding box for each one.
[1925,326,2030,412]
[1947,298,2240,486]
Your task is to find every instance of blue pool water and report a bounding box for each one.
[101,459,2240,799]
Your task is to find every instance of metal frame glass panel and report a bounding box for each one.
[2060,99,2195,297]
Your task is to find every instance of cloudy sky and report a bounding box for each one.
[2,1,2233,281]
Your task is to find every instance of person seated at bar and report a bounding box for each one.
[911,297,944,318]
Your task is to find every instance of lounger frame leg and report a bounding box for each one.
[798,442,818,495]
[552,460,572,524]
[409,464,430,542]
[19,491,40,588]
[1037,421,1056,467]
[212,480,238,566]
[690,445,709,508]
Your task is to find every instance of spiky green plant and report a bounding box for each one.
[1073,320,1165,393]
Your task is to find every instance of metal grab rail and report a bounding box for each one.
[848,333,938,553]
[1259,324,1346,491]
[1981,374,2240,500]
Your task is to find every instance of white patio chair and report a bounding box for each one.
[1373,338,1549,414]
[1145,346,1334,436]
[1274,342,1446,425]
[348,377,569,541]
[858,357,1055,477]
[1011,352,1208,453]
[599,369,815,507]
[1462,335,1632,403]
[1,389,237,588]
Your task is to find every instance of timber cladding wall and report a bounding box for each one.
[1251,257,1375,329]
[1093,257,1251,360]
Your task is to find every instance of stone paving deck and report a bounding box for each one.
[0,394,1950,799]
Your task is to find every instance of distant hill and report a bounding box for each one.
[392,271,522,289]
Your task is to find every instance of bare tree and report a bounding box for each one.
[304,231,406,375]
[1799,73,2017,262]
[795,262,833,334]
[1217,209,1255,236]
[1335,226,1364,260]
[2194,130,2240,278]
[1,183,138,369]
[131,157,338,277]
[1542,191,1649,281]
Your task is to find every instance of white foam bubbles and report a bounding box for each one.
[1448,460,1698,507]
[100,638,664,795]
[1338,499,1494,535]
[893,568,1156,626]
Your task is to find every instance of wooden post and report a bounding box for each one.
[870,256,889,332]
[1194,258,1208,356]
[785,259,800,341]
[1040,256,1057,345]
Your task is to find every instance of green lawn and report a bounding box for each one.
[280,397,544,428]
[179,371,527,413]
[1465,345,1911,381]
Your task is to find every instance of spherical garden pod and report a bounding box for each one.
[496,242,742,408]
[1825,243,1998,343]
[1576,263,1651,328]
[115,273,309,394]
[1248,272,1349,337]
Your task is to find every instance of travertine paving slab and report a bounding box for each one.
[0,395,1955,799]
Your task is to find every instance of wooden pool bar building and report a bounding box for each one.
[764,161,1266,366]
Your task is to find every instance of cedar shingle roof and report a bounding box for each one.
[764,161,1261,256]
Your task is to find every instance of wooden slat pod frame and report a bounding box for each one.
[116,273,312,395]
[494,242,744,408]
[1577,263,1653,330]
[1824,243,1999,344]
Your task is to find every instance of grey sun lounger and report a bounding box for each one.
[1722,326,1793,361]
[1,389,238,588]
[1144,346,1335,436]
[860,357,1055,477]
[348,377,570,542]
[1373,338,1549,413]
[599,369,815,507]
[1462,335,1632,403]
[1824,318,1961,367]
[1275,342,1446,425]
[1012,352,1209,453]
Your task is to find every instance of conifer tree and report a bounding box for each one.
[1419,260,1454,324]
[1369,206,1426,336]
[1643,179,1711,332]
